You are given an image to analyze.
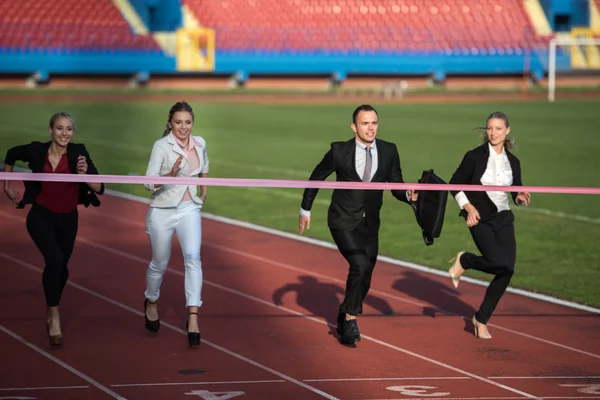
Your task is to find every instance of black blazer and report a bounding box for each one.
[301,138,410,231]
[4,141,105,209]
[449,143,522,221]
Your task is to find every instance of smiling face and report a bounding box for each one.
[351,110,378,145]
[486,117,511,148]
[169,111,194,142]
[48,116,74,148]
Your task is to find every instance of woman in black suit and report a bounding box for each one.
[2,112,104,347]
[447,111,530,339]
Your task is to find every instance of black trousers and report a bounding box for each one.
[26,203,79,307]
[460,210,516,324]
[330,220,379,316]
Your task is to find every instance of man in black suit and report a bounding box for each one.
[298,104,417,345]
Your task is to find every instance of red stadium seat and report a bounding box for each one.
[181,0,547,52]
[0,0,161,52]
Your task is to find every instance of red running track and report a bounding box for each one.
[1,191,600,400]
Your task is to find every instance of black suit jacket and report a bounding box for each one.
[4,141,105,209]
[301,138,410,231]
[449,143,522,221]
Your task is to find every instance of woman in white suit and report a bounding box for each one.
[143,101,208,347]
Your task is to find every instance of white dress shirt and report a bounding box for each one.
[300,139,410,217]
[454,143,513,212]
[354,139,378,182]
[300,139,378,217]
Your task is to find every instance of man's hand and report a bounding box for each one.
[299,215,310,235]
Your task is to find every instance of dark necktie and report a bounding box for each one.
[362,146,372,182]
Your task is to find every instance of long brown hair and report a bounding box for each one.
[475,111,515,151]
[163,101,195,137]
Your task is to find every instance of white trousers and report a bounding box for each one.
[144,200,203,307]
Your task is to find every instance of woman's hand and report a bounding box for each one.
[464,203,480,227]
[4,186,20,207]
[516,192,531,206]
[169,155,183,177]
[76,155,88,174]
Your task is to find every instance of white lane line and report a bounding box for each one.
[305,375,600,383]
[0,252,339,400]
[0,385,89,391]
[490,376,600,380]
[365,397,600,400]
[111,380,286,388]
[0,326,125,399]
[303,377,470,382]
[515,206,600,225]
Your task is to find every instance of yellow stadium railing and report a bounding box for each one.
[176,28,215,72]
[569,28,600,69]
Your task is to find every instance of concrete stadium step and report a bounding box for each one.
[523,0,553,36]
[111,0,149,35]
[591,1,600,29]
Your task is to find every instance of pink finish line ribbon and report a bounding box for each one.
[1,172,600,195]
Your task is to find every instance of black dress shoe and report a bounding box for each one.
[347,319,361,342]
[339,323,356,345]
[144,299,160,332]
[337,313,361,342]
[337,318,359,345]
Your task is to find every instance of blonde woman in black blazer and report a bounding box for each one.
[447,112,531,339]
[3,112,104,347]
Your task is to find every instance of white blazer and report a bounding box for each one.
[144,132,209,208]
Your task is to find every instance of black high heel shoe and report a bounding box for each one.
[144,299,160,332]
[186,312,201,347]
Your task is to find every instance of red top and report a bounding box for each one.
[36,153,79,213]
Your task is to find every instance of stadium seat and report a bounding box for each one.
[0,0,161,54]
[182,0,548,53]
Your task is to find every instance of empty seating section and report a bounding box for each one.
[0,0,160,53]
[0,0,552,54]
[183,0,547,52]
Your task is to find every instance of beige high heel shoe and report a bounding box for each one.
[472,315,492,339]
[46,317,62,347]
[448,251,465,288]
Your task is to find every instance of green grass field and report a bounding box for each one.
[1,93,599,307]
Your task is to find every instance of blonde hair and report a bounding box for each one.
[49,112,76,131]
[475,111,515,151]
